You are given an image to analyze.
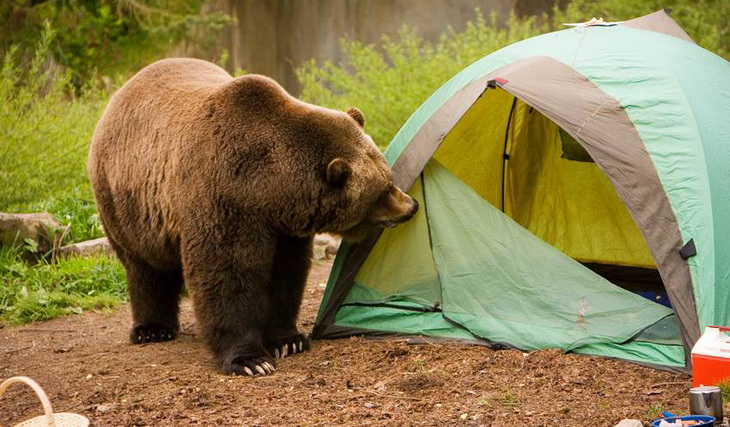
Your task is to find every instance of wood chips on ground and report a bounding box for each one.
[1,258,706,426]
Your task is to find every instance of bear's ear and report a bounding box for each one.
[346,107,365,128]
[326,158,350,187]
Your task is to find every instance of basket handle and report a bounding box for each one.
[0,376,56,427]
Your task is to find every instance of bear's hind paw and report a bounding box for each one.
[130,324,177,344]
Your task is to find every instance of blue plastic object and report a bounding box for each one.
[651,411,716,427]
[636,291,672,308]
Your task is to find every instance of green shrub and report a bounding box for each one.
[556,0,728,60]
[1,0,229,85]
[298,2,727,150]
[297,12,549,149]
[0,24,124,327]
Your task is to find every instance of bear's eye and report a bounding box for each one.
[377,185,394,203]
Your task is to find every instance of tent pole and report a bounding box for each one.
[501,97,517,212]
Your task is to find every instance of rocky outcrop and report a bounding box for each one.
[56,237,113,259]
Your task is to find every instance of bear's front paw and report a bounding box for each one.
[267,334,311,359]
[224,355,276,376]
[130,324,177,344]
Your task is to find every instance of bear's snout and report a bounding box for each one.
[385,198,418,227]
[372,187,419,229]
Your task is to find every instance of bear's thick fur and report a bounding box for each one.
[88,58,418,376]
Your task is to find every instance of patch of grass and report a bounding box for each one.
[407,358,427,372]
[645,402,666,419]
[501,391,521,408]
[478,397,493,408]
[0,248,127,326]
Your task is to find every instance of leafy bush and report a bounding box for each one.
[558,0,728,59]
[1,0,229,84]
[298,2,727,149]
[297,12,549,148]
[0,249,126,325]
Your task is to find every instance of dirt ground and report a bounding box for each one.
[0,258,708,426]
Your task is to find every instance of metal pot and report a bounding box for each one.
[689,385,723,423]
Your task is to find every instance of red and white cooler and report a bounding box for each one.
[692,325,730,387]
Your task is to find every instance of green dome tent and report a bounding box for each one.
[314,10,730,371]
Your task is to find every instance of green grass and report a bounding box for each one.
[0,24,107,212]
[0,248,126,326]
[645,402,666,419]
[501,391,521,408]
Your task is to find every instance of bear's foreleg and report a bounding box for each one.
[265,234,313,359]
[182,232,277,376]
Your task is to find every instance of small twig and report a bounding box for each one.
[649,381,689,388]
[67,401,87,410]
[17,328,76,333]
[4,345,32,354]
[50,222,72,264]
[89,352,113,359]
[359,389,423,401]
[126,377,174,390]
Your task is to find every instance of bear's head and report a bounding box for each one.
[219,75,417,240]
[312,107,418,241]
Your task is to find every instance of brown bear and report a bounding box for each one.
[88,58,417,376]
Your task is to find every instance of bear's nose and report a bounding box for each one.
[409,199,419,217]
[393,198,418,225]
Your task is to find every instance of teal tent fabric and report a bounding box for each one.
[383,23,730,332]
[315,12,730,371]
[425,161,673,351]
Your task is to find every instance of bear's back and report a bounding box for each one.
[121,58,232,99]
[88,59,234,268]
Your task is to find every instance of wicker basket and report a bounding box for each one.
[0,376,89,427]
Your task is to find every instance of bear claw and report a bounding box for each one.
[268,334,310,359]
[227,355,276,376]
[130,324,177,344]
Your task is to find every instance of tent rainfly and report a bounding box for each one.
[313,10,730,371]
